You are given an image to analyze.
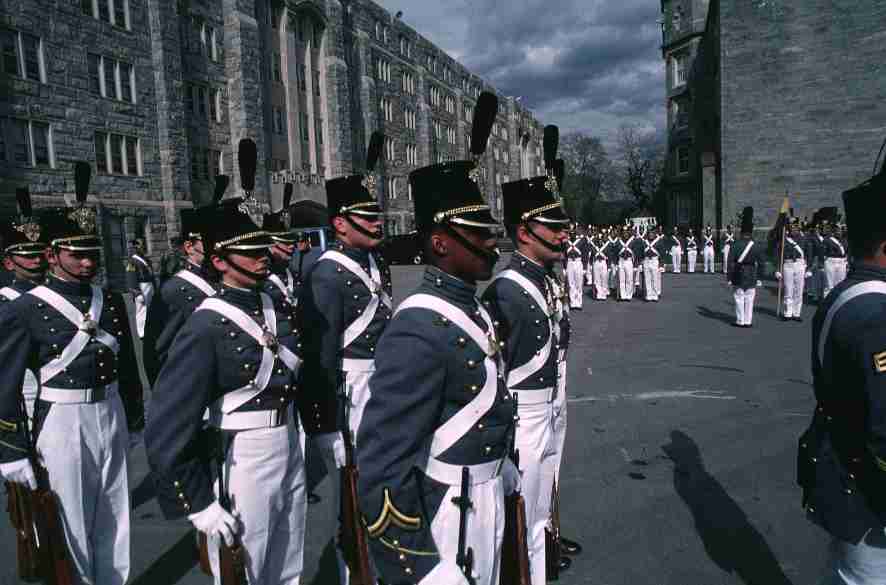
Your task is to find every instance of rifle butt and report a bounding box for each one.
[33,487,75,585]
[197,531,213,576]
[500,493,531,585]
[6,481,41,581]
[218,541,249,585]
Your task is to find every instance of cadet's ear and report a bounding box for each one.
[429,231,448,257]
[210,253,228,273]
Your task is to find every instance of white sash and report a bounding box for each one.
[268,270,296,305]
[395,294,501,458]
[704,236,714,247]
[492,270,554,387]
[28,285,120,384]
[786,237,805,260]
[687,237,697,249]
[644,235,663,258]
[829,237,845,257]
[320,250,391,351]
[566,240,581,256]
[198,293,300,414]
[0,287,21,301]
[589,241,607,260]
[737,241,755,264]
[175,269,216,297]
[619,237,634,258]
[817,281,886,365]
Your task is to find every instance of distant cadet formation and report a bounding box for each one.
[0,94,584,585]
[560,208,849,328]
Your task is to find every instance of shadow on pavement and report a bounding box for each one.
[696,305,734,325]
[308,539,342,585]
[131,472,156,510]
[757,306,780,319]
[662,430,793,585]
[129,530,200,585]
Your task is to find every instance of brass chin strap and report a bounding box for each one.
[525,222,564,254]
[344,214,383,241]
[442,223,500,270]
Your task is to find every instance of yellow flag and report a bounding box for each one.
[779,196,790,215]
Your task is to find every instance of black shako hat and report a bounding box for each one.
[842,140,886,244]
[3,187,47,256]
[326,131,384,218]
[502,125,570,226]
[43,161,102,251]
[410,91,500,234]
[740,206,754,235]
[263,183,297,243]
[289,200,329,230]
[182,174,230,241]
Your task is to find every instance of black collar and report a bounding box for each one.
[510,253,549,288]
[46,273,93,297]
[421,266,477,307]
[217,284,264,313]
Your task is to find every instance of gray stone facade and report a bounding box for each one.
[663,0,886,232]
[1,0,543,285]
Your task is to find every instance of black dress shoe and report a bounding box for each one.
[780,316,789,322]
[307,492,321,505]
[558,556,573,573]
[793,316,803,322]
[560,537,583,555]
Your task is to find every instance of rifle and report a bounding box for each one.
[545,480,562,581]
[339,421,374,585]
[453,466,476,585]
[499,451,531,585]
[5,479,40,582]
[216,437,248,585]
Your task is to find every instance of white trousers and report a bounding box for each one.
[210,421,306,585]
[617,259,634,300]
[782,259,806,318]
[733,287,756,326]
[512,394,557,585]
[428,474,505,585]
[22,369,37,421]
[36,393,130,585]
[687,250,698,273]
[642,258,661,300]
[552,361,568,481]
[565,259,584,308]
[608,265,617,291]
[671,248,682,273]
[345,369,374,448]
[819,531,886,585]
[592,260,609,300]
[823,258,849,299]
[703,246,715,272]
[134,283,154,338]
[584,263,593,286]
[722,245,731,274]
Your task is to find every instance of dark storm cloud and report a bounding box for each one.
[377,0,666,147]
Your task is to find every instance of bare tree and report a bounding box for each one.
[559,132,617,223]
[617,124,665,212]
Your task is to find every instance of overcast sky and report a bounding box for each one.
[377,0,666,151]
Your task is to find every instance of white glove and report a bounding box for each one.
[757,280,763,287]
[188,501,240,547]
[775,272,783,280]
[418,559,471,585]
[806,272,813,278]
[501,458,522,496]
[0,458,37,490]
[313,432,346,469]
[128,430,143,452]
[659,267,666,273]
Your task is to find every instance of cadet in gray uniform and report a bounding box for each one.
[143,176,227,385]
[357,92,519,585]
[0,188,48,418]
[263,183,299,308]
[146,139,307,584]
[728,207,765,327]
[775,217,814,322]
[0,162,145,585]
[298,132,392,585]
[485,139,574,584]
[126,237,155,339]
[800,149,886,584]
[722,224,735,275]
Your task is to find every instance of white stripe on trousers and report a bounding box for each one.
[733,287,757,326]
[209,420,306,585]
[782,260,806,318]
[36,394,130,585]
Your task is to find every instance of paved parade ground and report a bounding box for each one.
[1,263,828,585]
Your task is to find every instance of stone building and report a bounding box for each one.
[0,0,543,288]
[660,0,886,232]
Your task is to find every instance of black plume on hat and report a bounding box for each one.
[238,138,257,192]
[16,187,32,218]
[214,175,230,203]
[543,125,559,171]
[74,161,91,204]
[471,91,498,157]
[366,131,383,173]
[740,206,754,234]
[283,183,293,209]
